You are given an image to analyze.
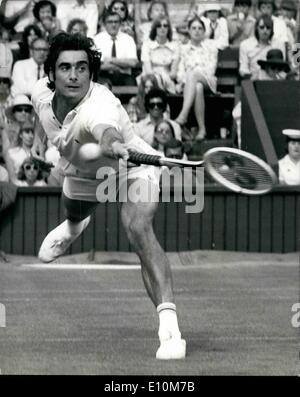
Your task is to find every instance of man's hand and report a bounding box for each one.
[111,141,129,161]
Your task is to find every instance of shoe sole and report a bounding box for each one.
[156,339,186,360]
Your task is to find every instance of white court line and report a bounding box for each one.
[21,264,141,270]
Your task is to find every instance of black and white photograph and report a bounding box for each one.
[0,0,299,382]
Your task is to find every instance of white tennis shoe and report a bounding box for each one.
[156,336,186,360]
[38,217,91,263]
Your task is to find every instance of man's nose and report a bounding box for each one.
[69,67,78,80]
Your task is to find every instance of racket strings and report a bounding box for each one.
[209,153,274,190]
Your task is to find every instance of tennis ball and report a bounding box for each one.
[78,143,102,161]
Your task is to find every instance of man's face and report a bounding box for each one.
[31,39,49,65]
[148,97,165,118]
[150,3,166,21]
[105,15,121,37]
[52,50,91,102]
[259,3,273,16]
[39,5,53,21]
[288,140,300,162]
[257,20,272,41]
[206,10,219,22]
[0,78,10,96]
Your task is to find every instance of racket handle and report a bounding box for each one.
[128,150,162,166]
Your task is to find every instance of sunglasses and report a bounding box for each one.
[148,102,164,110]
[106,19,121,24]
[24,164,38,171]
[258,25,271,30]
[14,106,32,113]
[113,6,125,11]
[157,23,169,28]
[32,47,49,52]
[0,78,10,84]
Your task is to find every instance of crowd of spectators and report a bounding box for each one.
[0,0,299,187]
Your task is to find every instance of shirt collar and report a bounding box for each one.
[149,40,173,50]
[72,1,86,9]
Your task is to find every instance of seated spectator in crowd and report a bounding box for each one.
[5,120,35,184]
[257,0,289,44]
[279,0,297,48]
[0,0,35,35]
[0,67,14,130]
[227,0,256,46]
[279,129,300,185]
[141,17,180,95]
[108,0,135,38]
[0,26,13,75]
[126,73,162,123]
[15,157,47,187]
[94,11,138,86]
[254,48,290,79]
[15,24,43,61]
[239,14,286,79]
[57,0,99,38]
[200,3,229,50]
[135,0,169,48]
[2,95,34,155]
[135,88,181,145]
[11,37,49,98]
[32,0,61,39]
[152,119,176,153]
[0,163,9,182]
[175,16,218,141]
[66,18,88,36]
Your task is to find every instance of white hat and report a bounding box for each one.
[5,95,33,120]
[204,3,221,12]
[282,129,300,139]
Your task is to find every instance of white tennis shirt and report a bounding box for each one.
[31,78,136,177]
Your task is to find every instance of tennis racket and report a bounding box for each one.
[128,147,277,195]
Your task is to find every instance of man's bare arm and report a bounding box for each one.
[95,125,129,160]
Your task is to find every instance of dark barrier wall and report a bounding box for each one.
[0,186,299,255]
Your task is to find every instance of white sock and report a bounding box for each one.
[157,302,181,341]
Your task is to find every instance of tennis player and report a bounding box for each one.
[31,32,186,360]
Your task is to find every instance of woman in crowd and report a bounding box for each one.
[66,18,88,36]
[2,95,35,156]
[16,157,47,187]
[279,129,300,185]
[135,0,169,47]
[16,24,43,61]
[33,0,61,39]
[141,17,180,95]
[108,0,135,38]
[152,119,176,153]
[5,120,35,184]
[175,16,219,141]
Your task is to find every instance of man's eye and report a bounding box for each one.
[78,66,87,72]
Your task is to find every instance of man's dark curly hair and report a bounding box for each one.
[33,0,57,21]
[44,32,101,91]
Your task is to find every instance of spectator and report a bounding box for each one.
[57,0,99,38]
[135,88,181,145]
[0,67,14,130]
[16,157,47,187]
[108,0,135,38]
[141,17,180,94]
[15,24,43,61]
[0,0,35,35]
[239,14,286,78]
[66,18,88,36]
[94,11,138,86]
[200,3,229,50]
[175,16,219,141]
[2,95,34,155]
[32,0,61,39]
[135,0,169,47]
[279,129,300,185]
[255,48,290,79]
[5,120,35,184]
[0,25,13,75]
[227,0,256,46]
[11,37,49,97]
[152,119,176,152]
[257,0,289,44]
[126,73,162,123]
[279,0,297,48]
